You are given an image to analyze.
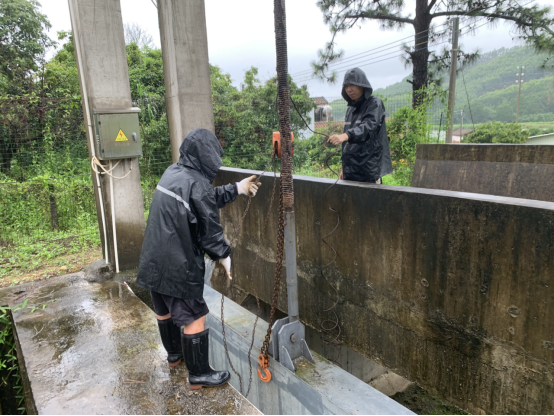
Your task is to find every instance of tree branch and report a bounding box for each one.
[345,13,414,25]
[431,10,554,35]
[426,0,438,14]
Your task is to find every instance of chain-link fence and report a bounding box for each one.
[1,91,432,282]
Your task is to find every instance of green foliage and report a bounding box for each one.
[0,0,55,96]
[215,66,315,171]
[0,300,47,414]
[42,31,80,98]
[462,121,529,143]
[294,123,343,174]
[528,126,554,136]
[376,46,554,124]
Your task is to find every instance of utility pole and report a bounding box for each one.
[158,0,215,162]
[445,17,460,144]
[69,0,146,271]
[516,66,524,123]
[460,108,464,140]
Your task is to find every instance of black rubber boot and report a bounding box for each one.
[157,318,183,367]
[181,328,230,390]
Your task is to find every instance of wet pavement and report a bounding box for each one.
[4,274,260,415]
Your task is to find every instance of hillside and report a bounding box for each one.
[374,46,554,123]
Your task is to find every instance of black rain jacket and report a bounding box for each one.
[341,68,393,182]
[136,129,237,300]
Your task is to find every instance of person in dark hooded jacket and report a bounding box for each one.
[136,128,260,390]
[328,68,392,183]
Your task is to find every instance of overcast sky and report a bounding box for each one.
[39,0,535,98]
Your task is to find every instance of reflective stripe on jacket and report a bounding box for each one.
[136,129,237,300]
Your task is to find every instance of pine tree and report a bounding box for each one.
[314,0,554,107]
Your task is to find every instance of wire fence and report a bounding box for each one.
[0,91,437,281]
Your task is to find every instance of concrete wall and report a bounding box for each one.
[412,144,554,202]
[212,167,554,415]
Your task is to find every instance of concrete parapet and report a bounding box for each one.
[412,143,554,201]
[213,167,554,415]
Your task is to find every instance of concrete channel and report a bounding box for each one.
[2,272,413,415]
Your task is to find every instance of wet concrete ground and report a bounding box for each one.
[2,274,260,415]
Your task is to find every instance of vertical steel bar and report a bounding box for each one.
[284,211,299,322]
[274,0,299,323]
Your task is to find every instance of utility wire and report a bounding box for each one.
[291,2,503,79]
[293,1,534,85]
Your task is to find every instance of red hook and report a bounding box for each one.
[257,354,272,383]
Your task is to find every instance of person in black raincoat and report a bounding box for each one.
[136,128,260,390]
[328,68,392,183]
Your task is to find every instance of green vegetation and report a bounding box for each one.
[0,299,46,414]
[375,46,554,124]
[296,87,443,186]
[462,122,529,143]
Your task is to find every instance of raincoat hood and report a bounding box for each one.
[178,129,223,182]
[341,68,373,105]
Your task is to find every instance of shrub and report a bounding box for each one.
[463,121,529,143]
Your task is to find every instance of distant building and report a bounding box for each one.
[527,132,554,145]
[452,128,475,143]
[313,97,333,123]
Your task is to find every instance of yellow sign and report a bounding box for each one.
[115,129,129,142]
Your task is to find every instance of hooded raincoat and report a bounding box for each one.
[341,68,393,182]
[136,129,237,300]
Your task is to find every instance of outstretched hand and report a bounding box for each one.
[237,175,262,197]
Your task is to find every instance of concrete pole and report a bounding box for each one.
[445,17,460,144]
[516,66,523,123]
[69,0,145,271]
[158,0,215,163]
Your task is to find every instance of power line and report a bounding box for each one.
[293,0,535,85]
[290,2,503,79]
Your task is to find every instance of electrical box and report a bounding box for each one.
[93,108,142,160]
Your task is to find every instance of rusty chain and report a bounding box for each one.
[220,153,278,397]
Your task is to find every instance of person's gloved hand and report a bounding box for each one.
[237,175,262,197]
[219,257,232,280]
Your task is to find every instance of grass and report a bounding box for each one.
[0,240,102,288]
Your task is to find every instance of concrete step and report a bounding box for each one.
[5,274,259,415]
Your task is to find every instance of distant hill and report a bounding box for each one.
[373,46,554,123]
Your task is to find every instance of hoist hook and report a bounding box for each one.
[257,353,272,383]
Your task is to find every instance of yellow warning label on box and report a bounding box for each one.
[115,129,129,142]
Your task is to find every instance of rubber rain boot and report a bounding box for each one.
[181,328,230,390]
[157,318,183,367]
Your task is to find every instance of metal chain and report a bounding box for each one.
[259,0,291,364]
[220,154,278,397]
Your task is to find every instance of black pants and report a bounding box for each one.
[150,291,209,328]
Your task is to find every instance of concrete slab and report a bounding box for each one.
[8,274,259,415]
[203,285,414,415]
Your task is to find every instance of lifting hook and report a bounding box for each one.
[257,353,272,383]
